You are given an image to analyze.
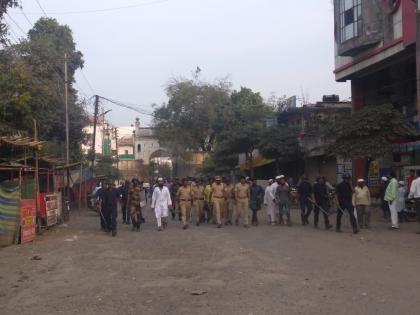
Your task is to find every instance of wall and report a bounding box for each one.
[304,156,338,185]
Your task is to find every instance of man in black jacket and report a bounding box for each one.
[297,175,312,225]
[313,176,333,230]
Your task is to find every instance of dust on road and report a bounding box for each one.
[1,206,420,315]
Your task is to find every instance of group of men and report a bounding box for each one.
[94,170,420,236]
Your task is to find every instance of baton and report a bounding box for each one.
[308,198,331,217]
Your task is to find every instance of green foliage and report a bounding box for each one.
[326,104,418,159]
[153,76,231,155]
[259,125,301,162]
[0,18,87,161]
[0,0,20,44]
[95,155,118,181]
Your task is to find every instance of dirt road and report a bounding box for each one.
[1,206,419,315]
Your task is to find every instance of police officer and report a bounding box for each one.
[192,178,205,226]
[235,176,250,228]
[212,176,226,228]
[177,178,194,229]
[336,174,359,234]
[127,179,142,232]
[224,178,235,226]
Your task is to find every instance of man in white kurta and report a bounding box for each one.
[151,178,172,231]
[264,179,275,225]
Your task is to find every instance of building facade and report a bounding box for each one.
[333,0,418,182]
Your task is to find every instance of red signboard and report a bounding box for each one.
[20,199,36,244]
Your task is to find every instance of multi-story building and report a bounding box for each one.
[333,0,418,181]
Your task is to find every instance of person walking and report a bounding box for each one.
[408,169,420,234]
[177,178,194,230]
[385,171,399,230]
[211,176,226,228]
[224,178,235,226]
[151,178,172,231]
[249,179,264,226]
[297,175,313,225]
[169,178,180,220]
[235,176,250,228]
[118,181,130,224]
[103,182,119,237]
[204,178,213,223]
[336,174,358,234]
[264,179,276,225]
[95,182,108,231]
[379,177,390,221]
[192,179,205,226]
[275,175,291,226]
[312,176,333,230]
[127,180,143,232]
[353,179,371,229]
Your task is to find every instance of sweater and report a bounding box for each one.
[352,186,371,206]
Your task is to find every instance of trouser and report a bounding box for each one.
[389,201,399,228]
[180,201,192,226]
[204,201,212,222]
[299,198,312,223]
[356,205,371,228]
[314,201,330,227]
[251,208,259,224]
[212,198,224,225]
[121,199,129,223]
[415,199,420,226]
[170,199,177,219]
[130,206,142,230]
[382,201,390,220]
[193,200,205,223]
[105,207,118,231]
[266,203,275,223]
[279,202,290,224]
[155,205,168,228]
[336,202,358,232]
[224,199,234,222]
[236,198,249,226]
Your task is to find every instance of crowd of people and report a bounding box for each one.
[92,170,420,236]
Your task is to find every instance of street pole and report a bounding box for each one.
[91,95,99,169]
[64,53,69,165]
[416,0,420,126]
[114,127,119,180]
[33,119,40,214]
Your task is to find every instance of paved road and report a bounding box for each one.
[1,206,420,315]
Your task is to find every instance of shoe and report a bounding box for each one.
[111,230,117,237]
[388,226,399,230]
[196,221,200,226]
[217,224,222,228]
[182,224,189,230]
[158,227,162,232]
[336,228,342,233]
[325,224,333,230]
[244,224,249,228]
[353,229,360,234]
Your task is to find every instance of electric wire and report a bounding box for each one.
[12,0,169,15]
[34,0,48,17]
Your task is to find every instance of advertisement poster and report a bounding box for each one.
[20,199,36,244]
[368,160,380,187]
[45,194,58,226]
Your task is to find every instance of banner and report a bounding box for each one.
[45,194,59,226]
[20,199,36,244]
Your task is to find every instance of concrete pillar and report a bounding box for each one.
[351,79,366,180]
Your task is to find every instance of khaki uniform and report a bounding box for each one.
[235,183,250,225]
[192,184,205,223]
[224,184,235,222]
[177,186,194,226]
[211,183,226,225]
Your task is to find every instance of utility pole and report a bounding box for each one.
[114,127,119,180]
[91,95,100,169]
[64,53,69,165]
[33,119,40,214]
[416,0,420,125]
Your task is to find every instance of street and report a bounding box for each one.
[1,206,420,315]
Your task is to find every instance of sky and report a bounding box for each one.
[6,0,350,127]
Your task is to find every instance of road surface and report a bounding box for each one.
[1,206,419,315]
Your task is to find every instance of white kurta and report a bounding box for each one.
[151,186,172,220]
[264,185,275,222]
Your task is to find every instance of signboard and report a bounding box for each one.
[45,194,58,226]
[20,199,36,244]
[368,160,380,187]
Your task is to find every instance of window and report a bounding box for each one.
[137,144,141,153]
[339,0,362,42]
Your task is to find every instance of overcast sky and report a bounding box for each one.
[7,0,349,127]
